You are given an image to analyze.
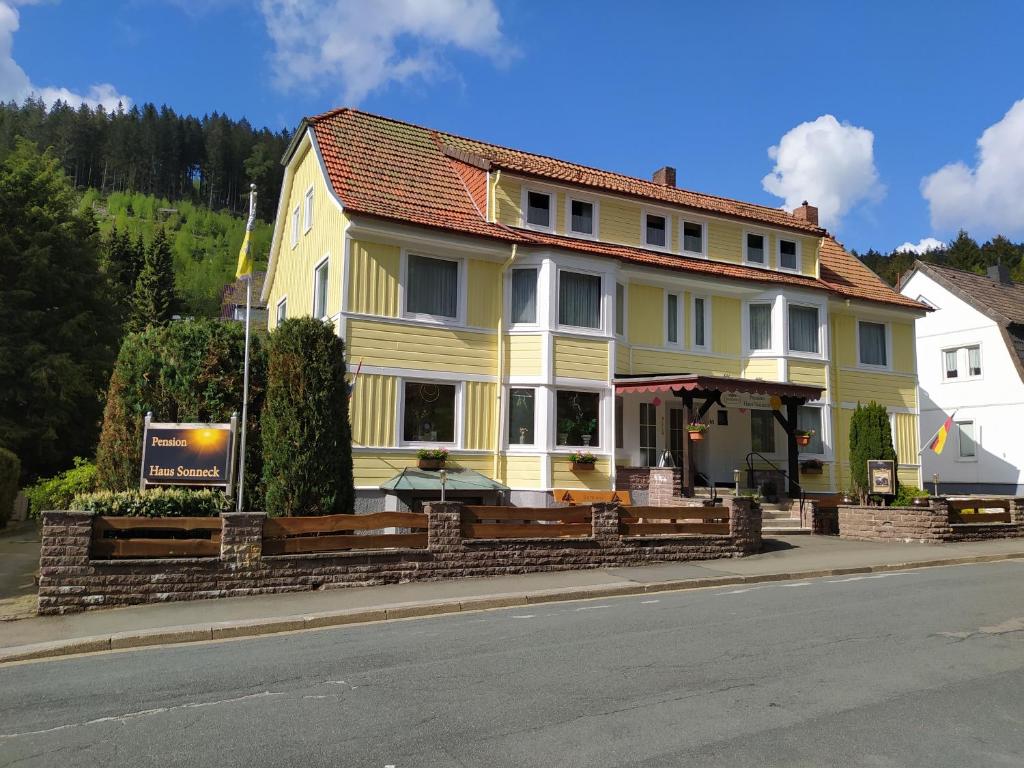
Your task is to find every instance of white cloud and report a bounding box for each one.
[258,0,510,103]
[762,114,884,230]
[921,98,1024,236]
[0,0,131,110]
[895,237,945,255]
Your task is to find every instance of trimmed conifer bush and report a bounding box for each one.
[94,319,266,507]
[262,318,354,516]
[72,489,230,517]
[849,401,899,501]
[0,447,19,527]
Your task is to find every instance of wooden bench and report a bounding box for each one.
[552,489,632,506]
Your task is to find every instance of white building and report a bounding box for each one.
[899,261,1024,494]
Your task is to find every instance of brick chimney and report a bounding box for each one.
[652,166,676,187]
[987,263,1012,284]
[792,200,819,226]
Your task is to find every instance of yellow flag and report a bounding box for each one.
[235,229,253,279]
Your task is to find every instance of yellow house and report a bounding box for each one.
[262,109,927,511]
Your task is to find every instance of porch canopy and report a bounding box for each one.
[613,374,824,497]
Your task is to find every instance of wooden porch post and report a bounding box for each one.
[680,391,693,497]
[785,399,800,497]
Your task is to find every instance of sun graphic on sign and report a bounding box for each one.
[187,428,228,455]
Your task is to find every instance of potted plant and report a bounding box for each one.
[569,451,597,471]
[800,459,823,475]
[794,429,815,447]
[579,417,598,447]
[760,479,779,503]
[557,418,575,446]
[416,448,448,470]
[687,422,710,441]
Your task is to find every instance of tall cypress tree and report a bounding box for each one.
[849,402,898,502]
[128,228,176,333]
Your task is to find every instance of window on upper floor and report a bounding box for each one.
[508,388,536,446]
[556,390,600,447]
[957,420,976,459]
[615,282,626,337]
[943,345,981,380]
[313,259,328,319]
[858,321,888,367]
[745,233,766,265]
[666,292,680,345]
[797,406,824,454]
[570,199,595,236]
[558,270,601,329]
[510,267,537,325]
[693,296,707,349]
[751,409,776,453]
[682,221,705,256]
[779,238,799,271]
[407,254,459,319]
[788,304,820,354]
[644,213,667,248]
[303,188,314,233]
[276,298,287,326]
[290,204,300,247]
[749,303,772,351]
[403,381,457,444]
[526,190,552,228]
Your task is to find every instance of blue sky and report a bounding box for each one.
[4,0,1024,254]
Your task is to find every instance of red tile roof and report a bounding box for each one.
[305,108,924,311]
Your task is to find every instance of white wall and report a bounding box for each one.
[901,271,1024,490]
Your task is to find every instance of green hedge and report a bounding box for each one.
[849,401,899,500]
[262,318,354,516]
[0,447,19,526]
[71,489,230,517]
[24,458,98,518]
[94,318,266,507]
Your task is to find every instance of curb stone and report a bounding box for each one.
[3,551,1023,664]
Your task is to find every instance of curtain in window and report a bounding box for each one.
[751,410,775,453]
[408,254,458,317]
[511,268,537,324]
[646,216,666,247]
[944,349,959,378]
[859,322,887,365]
[508,389,535,445]
[571,200,593,234]
[789,305,819,353]
[968,346,981,375]
[694,298,706,347]
[683,222,703,253]
[559,271,601,328]
[615,283,625,336]
[667,294,679,343]
[749,304,772,350]
[797,406,824,454]
[527,192,550,227]
[747,234,765,263]
[640,403,657,467]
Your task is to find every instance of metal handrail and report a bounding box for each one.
[744,451,806,523]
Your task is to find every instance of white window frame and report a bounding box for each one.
[521,186,555,233]
[400,250,467,326]
[796,403,827,459]
[746,300,774,354]
[856,319,892,371]
[556,266,604,333]
[665,291,683,349]
[691,294,710,350]
[942,345,983,381]
[743,229,768,267]
[275,296,287,327]
[508,265,540,328]
[786,301,824,358]
[398,378,463,449]
[615,281,627,339]
[639,401,659,467]
[777,237,801,273]
[641,208,672,251]
[303,186,314,234]
[290,204,300,248]
[552,386,607,453]
[506,386,538,450]
[566,195,599,240]
[312,255,329,320]
[750,408,779,456]
[955,419,977,462]
[680,218,707,259]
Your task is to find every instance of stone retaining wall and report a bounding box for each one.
[837,498,1024,544]
[37,499,760,615]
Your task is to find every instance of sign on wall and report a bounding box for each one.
[140,414,237,493]
[868,460,895,495]
[720,392,777,411]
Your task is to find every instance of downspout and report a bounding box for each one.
[494,241,518,481]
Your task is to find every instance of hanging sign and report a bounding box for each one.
[868,460,895,495]
[140,414,237,493]
[720,391,774,410]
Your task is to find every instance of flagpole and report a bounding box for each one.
[918,409,957,456]
[236,183,256,513]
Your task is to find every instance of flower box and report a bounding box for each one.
[417,459,444,470]
[571,461,596,471]
[416,448,448,471]
[569,451,597,471]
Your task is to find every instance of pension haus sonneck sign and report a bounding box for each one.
[140,413,237,493]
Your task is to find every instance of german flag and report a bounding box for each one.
[928,415,954,454]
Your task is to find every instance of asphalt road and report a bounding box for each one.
[2,560,1024,767]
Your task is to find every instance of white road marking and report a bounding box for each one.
[782,582,811,588]
[723,586,764,595]
[512,614,536,619]
[641,599,660,604]
[575,605,611,611]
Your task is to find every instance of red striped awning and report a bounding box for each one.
[613,374,823,401]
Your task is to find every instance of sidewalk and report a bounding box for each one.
[0,520,41,621]
[4,535,1024,663]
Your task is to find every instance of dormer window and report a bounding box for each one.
[745,233,766,265]
[526,191,552,228]
[682,221,705,256]
[779,238,799,271]
[570,199,594,235]
[645,213,667,248]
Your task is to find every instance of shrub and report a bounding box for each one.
[24,458,98,518]
[262,318,353,516]
[893,484,928,507]
[0,447,19,527]
[71,488,230,517]
[416,448,448,461]
[94,319,266,507]
[849,401,898,502]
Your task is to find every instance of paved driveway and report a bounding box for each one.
[0,521,40,619]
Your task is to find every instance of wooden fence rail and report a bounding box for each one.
[262,511,429,555]
[462,506,592,539]
[91,516,222,559]
[947,499,1013,524]
[619,506,731,536]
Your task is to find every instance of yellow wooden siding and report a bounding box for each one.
[788,360,828,390]
[831,314,857,368]
[893,412,920,464]
[467,259,502,329]
[599,198,641,246]
[266,143,346,329]
[801,464,832,493]
[706,219,743,264]
[801,236,819,278]
[553,336,609,380]
[892,321,916,374]
[346,319,497,376]
[464,381,496,450]
[349,374,397,448]
[898,467,921,488]
[628,283,664,347]
[497,455,543,489]
[346,239,399,317]
[742,357,779,381]
[494,175,522,227]
[833,407,854,491]
[506,334,543,377]
[615,343,631,375]
[352,452,499,487]
[837,370,917,409]
[555,191,566,233]
[631,349,741,377]
[712,296,740,356]
[550,457,613,490]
